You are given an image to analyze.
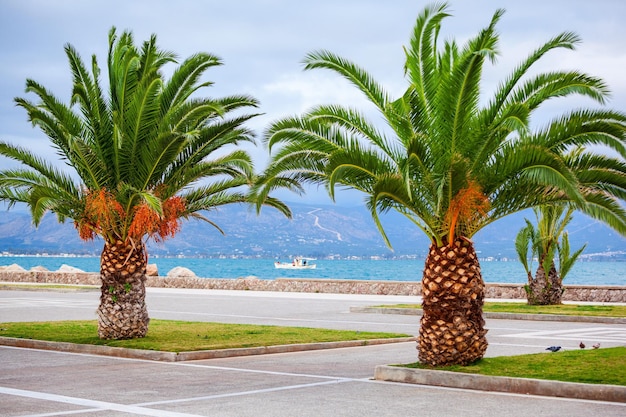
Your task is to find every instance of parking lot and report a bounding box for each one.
[1,288,625,416]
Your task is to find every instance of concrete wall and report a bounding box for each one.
[1,271,625,303]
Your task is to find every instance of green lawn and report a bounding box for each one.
[377,302,626,317]
[401,347,626,386]
[0,320,410,352]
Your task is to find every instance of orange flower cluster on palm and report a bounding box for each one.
[75,189,186,243]
[128,196,186,242]
[76,189,124,241]
[445,181,490,245]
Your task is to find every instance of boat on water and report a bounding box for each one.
[274,257,317,269]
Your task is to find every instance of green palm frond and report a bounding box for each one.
[303,50,389,112]
[487,31,580,119]
[515,220,536,275]
[540,110,626,157]
[404,2,450,124]
[182,184,249,214]
[307,105,395,158]
[368,173,436,246]
[558,232,586,280]
[575,191,626,235]
[187,211,225,235]
[160,52,221,111]
[265,115,338,150]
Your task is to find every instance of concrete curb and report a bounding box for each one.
[374,365,626,403]
[350,307,626,324]
[0,336,416,362]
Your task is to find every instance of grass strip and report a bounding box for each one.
[400,347,626,386]
[375,302,626,318]
[0,320,410,353]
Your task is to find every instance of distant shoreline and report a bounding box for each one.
[1,270,625,303]
[1,256,625,286]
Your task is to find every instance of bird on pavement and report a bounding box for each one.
[579,342,585,349]
[592,343,601,349]
[546,346,561,352]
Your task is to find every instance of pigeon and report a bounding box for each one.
[546,346,561,352]
[592,343,601,349]
[579,342,585,349]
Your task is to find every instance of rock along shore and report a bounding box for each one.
[1,270,625,303]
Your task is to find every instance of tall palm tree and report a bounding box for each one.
[515,205,586,305]
[256,3,626,366]
[0,27,289,340]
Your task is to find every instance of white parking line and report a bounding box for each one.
[502,327,626,343]
[0,298,95,308]
[0,386,205,417]
[136,379,351,407]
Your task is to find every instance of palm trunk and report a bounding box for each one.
[418,238,488,366]
[525,262,563,305]
[96,239,150,339]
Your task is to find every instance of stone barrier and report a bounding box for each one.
[0,270,625,303]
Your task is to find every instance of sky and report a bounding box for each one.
[0,0,625,206]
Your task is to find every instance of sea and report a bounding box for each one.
[0,256,624,286]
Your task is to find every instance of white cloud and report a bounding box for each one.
[263,72,373,115]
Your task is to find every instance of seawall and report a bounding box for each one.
[0,271,624,303]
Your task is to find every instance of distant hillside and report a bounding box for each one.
[0,202,623,260]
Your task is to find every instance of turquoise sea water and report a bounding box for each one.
[0,256,624,286]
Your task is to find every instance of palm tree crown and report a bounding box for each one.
[258,3,626,248]
[0,27,288,246]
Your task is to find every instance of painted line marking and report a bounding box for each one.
[136,378,351,407]
[0,386,205,417]
[502,327,626,343]
[0,298,95,308]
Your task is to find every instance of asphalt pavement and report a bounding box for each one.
[1,286,625,416]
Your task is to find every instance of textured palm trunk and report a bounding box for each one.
[525,262,563,305]
[418,238,488,366]
[96,239,150,339]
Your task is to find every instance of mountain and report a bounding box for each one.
[0,202,623,260]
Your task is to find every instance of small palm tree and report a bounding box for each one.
[0,28,289,339]
[256,3,626,366]
[516,205,586,305]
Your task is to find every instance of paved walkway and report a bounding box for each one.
[1,287,625,416]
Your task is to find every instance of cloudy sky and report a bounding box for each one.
[1,0,625,205]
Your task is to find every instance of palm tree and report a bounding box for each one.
[256,3,626,366]
[0,27,289,340]
[516,205,586,305]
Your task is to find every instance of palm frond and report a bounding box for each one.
[515,220,536,275]
[404,2,451,123]
[160,53,221,111]
[558,232,587,280]
[486,31,581,123]
[303,50,389,112]
[307,105,396,159]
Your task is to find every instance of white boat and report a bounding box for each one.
[274,257,317,269]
